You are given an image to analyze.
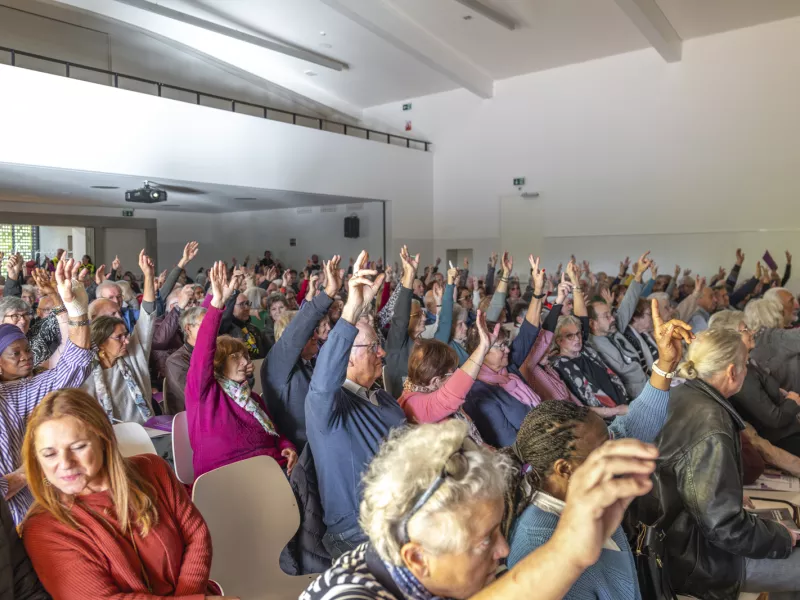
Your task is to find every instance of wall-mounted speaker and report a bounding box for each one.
[344,215,360,238]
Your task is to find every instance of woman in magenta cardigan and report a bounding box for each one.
[185,261,297,478]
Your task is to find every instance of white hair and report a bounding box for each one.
[708,309,745,332]
[764,287,792,304]
[244,286,267,310]
[677,328,747,381]
[96,281,121,299]
[647,292,670,304]
[744,298,784,331]
[359,420,512,565]
[20,285,36,298]
[115,280,139,310]
[0,296,30,319]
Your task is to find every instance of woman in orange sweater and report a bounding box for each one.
[20,388,238,600]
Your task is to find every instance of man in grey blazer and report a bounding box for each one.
[588,252,652,399]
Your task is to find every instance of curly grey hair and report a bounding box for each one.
[708,309,745,332]
[745,298,784,331]
[359,420,513,565]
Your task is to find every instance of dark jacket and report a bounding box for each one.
[384,286,414,399]
[279,445,332,576]
[262,293,332,451]
[164,343,192,415]
[150,307,183,384]
[730,362,800,444]
[646,378,792,600]
[220,291,268,359]
[0,495,49,599]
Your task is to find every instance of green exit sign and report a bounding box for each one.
[402,103,412,111]
[513,177,526,186]
[122,209,135,217]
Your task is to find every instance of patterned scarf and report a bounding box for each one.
[477,364,538,406]
[215,376,278,437]
[383,561,446,600]
[240,326,259,359]
[93,360,152,422]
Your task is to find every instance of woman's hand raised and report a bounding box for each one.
[209,261,228,309]
[651,297,693,374]
[323,255,342,298]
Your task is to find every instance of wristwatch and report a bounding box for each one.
[651,362,676,379]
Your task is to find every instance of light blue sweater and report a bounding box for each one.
[506,383,669,599]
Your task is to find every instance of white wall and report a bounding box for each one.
[0,63,434,265]
[363,17,800,290]
[39,226,73,257]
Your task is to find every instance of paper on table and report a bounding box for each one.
[745,469,800,493]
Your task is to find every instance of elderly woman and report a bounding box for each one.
[709,309,800,456]
[550,263,628,415]
[462,257,548,447]
[504,301,691,599]
[399,311,495,444]
[0,259,93,525]
[745,297,800,394]
[244,286,268,330]
[83,250,157,425]
[301,419,660,600]
[20,388,231,600]
[647,328,800,598]
[186,262,296,479]
[434,265,470,365]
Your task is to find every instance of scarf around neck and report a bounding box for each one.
[215,376,278,437]
[93,359,152,422]
[477,364,538,406]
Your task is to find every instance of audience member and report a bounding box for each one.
[185,262,296,479]
[164,306,206,414]
[688,282,717,333]
[746,297,800,392]
[21,389,228,600]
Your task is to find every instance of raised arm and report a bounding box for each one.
[487,251,512,322]
[566,260,587,318]
[186,261,227,398]
[386,245,419,352]
[783,251,792,286]
[435,266,459,343]
[616,251,650,331]
[485,253,498,295]
[3,254,22,298]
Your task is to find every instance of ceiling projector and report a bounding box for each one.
[125,181,167,204]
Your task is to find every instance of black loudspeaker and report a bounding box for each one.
[344,215,360,239]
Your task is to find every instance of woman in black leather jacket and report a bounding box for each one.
[645,328,799,600]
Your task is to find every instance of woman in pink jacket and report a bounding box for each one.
[185,261,296,479]
[398,311,496,444]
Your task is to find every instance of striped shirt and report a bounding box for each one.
[301,544,399,600]
[0,341,93,524]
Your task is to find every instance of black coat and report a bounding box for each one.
[730,362,800,444]
[643,378,792,600]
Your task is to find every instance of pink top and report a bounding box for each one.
[521,329,581,405]
[398,369,475,423]
[185,305,294,478]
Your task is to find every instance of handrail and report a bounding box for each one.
[0,45,431,151]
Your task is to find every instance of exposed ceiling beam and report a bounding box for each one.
[109,0,349,71]
[320,0,493,99]
[452,0,515,31]
[613,0,682,62]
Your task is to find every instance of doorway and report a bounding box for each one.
[446,248,474,271]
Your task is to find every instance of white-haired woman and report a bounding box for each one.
[646,328,800,599]
[746,297,800,393]
[709,309,800,456]
[301,419,659,600]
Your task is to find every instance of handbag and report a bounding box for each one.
[633,520,678,600]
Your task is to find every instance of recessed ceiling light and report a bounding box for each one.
[463,14,473,20]
[319,31,327,36]
[304,70,318,76]
[319,42,332,49]
[91,185,120,189]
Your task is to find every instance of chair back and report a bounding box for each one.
[171,411,194,484]
[113,422,157,457]
[192,456,317,599]
[251,358,265,395]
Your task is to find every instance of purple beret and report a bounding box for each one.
[0,324,26,356]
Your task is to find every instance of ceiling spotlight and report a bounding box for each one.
[304,70,318,76]
[463,15,473,20]
[91,185,120,189]
[320,31,327,36]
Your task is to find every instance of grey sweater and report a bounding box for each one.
[82,301,157,424]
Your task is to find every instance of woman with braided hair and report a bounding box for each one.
[502,300,693,600]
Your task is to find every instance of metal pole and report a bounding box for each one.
[10,50,14,66]
[66,63,70,77]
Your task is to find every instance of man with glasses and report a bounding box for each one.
[306,250,405,559]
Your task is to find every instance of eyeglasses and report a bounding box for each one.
[490,341,511,350]
[399,438,477,544]
[109,333,130,342]
[352,341,380,354]
[236,300,252,308]
[3,313,31,323]
[562,331,582,341]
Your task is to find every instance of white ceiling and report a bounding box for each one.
[40,0,800,116]
[0,163,374,214]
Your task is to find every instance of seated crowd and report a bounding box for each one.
[0,242,798,600]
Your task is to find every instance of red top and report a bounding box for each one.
[398,368,475,423]
[23,454,214,600]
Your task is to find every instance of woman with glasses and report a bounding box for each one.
[301,419,660,600]
[82,250,158,426]
[709,309,800,457]
[399,311,495,443]
[461,257,547,448]
[503,304,691,599]
[550,261,629,416]
[186,262,296,479]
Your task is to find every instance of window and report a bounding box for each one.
[0,225,41,277]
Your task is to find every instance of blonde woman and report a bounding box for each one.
[21,388,236,600]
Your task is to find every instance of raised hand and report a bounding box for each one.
[600,287,613,306]
[208,261,228,307]
[138,249,155,278]
[582,260,590,275]
[556,272,572,306]
[650,262,659,278]
[755,261,763,281]
[31,268,56,298]
[619,256,630,276]
[95,264,108,285]
[683,268,692,277]
[651,298,694,372]
[566,259,580,285]
[447,265,459,286]
[432,281,444,306]
[529,255,544,293]
[343,250,385,323]
[112,255,121,272]
[323,255,342,298]
[5,254,21,281]
[736,248,745,266]
[178,284,195,309]
[55,259,88,313]
[787,250,792,266]
[489,252,498,268]
[306,273,320,302]
[717,266,726,280]
[265,266,279,282]
[463,257,470,270]
[501,251,513,277]
[673,264,681,278]
[399,245,420,288]
[634,251,652,280]
[694,275,706,293]
[179,241,199,268]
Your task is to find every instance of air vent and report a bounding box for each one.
[346,203,364,211]
[319,206,338,213]
[296,207,313,214]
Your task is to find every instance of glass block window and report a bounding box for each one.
[0,225,41,277]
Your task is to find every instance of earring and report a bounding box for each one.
[43,478,51,487]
